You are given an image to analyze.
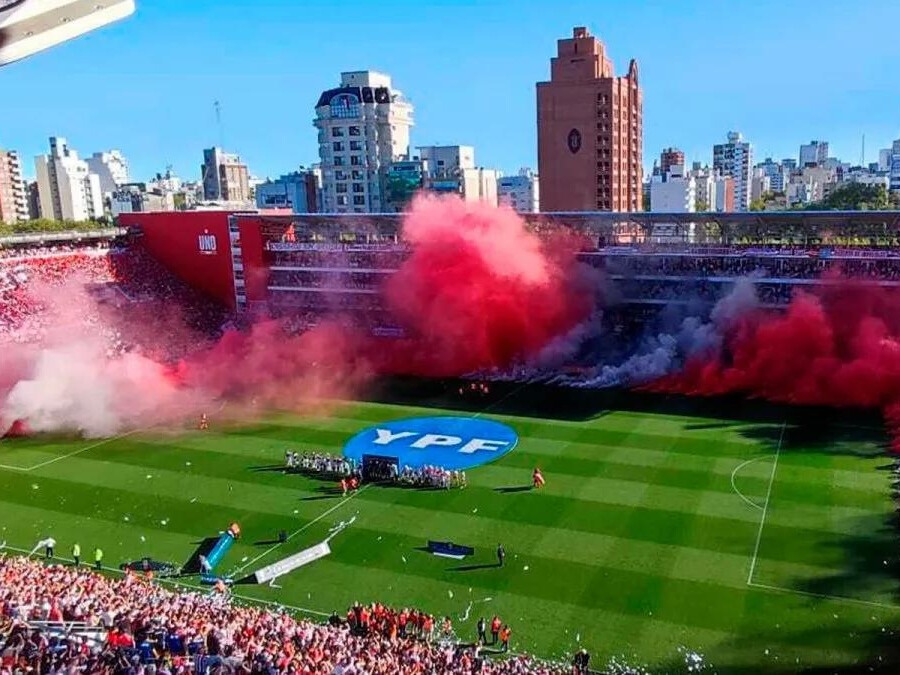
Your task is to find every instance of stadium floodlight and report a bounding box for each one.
[0,0,135,66]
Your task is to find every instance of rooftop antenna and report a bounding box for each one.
[214,100,224,148]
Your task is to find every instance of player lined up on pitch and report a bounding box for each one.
[284,450,355,477]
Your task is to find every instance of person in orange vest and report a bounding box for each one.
[532,467,545,489]
[499,625,511,652]
[490,616,501,645]
[199,413,209,430]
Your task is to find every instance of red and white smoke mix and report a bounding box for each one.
[1,195,595,437]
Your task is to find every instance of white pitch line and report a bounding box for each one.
[746,421,785,586]
[232,484,370,575]
[748,580,899,612]
[0,430,141,473]
[730,456,768,511]
[25,430,142,472]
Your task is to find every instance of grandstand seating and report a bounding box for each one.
[0,241,227,354]
[0,555,569,675]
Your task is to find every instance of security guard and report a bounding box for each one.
[72,542,81,566]
[94,547,103,570]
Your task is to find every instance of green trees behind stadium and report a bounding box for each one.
[0,217,114,237]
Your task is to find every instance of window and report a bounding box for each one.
[335,170,349,180]
[349,126,361,136]
[352,183,364,193]
[349,140,362,151]
[350,155,361,166]
[332,141,344,152]
[352,170,364,180]
[335,183,348,193]
[331,127,345,137]
[336,195,348,206]
[353,195,366,206]
[334,156,344,166]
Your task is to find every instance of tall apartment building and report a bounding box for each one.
[712,131,752,211]
[416,145,499,205]
[34,137,103,221]
[756,157,788,193]
[890,139,900,192]
[497,169,540,212]
[0,149,29,223]
[255,171,320,213]
[650,164,695,212]
[537,26,643,211]
[86,150,129,195]
[201,147,251,202]
[799,140,828,168]
[659,148,685,176]
[314,70,414,213]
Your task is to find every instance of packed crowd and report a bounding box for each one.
[284,451,355,477]
[0,556,573,675]
[0,241,228,354]
[397,465,468,490]
[268,248,406,271]
[585,249,900,281]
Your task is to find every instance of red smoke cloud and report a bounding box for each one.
[2,195,594,437]
[654,280,900,450]
[377,194,595,376]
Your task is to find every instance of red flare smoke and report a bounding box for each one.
[656,280,900,449]
[377,194,594,376]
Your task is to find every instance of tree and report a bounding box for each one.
[0,218,112,237]
[695,199,709,212]
[806,183,890,210]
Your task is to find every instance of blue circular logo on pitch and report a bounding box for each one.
[343,416,518,471]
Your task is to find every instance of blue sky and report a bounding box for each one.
[3,0,900,182]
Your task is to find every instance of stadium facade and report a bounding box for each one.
[117,209,900,318]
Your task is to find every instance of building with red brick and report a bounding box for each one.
[537,27,643,212]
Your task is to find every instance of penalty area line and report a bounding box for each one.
[746,421,784,586]
[748,580,899,612]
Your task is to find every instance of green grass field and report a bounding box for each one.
[1,385,898,673]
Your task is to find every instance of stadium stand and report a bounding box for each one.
[0,238,228,354]
[0,555,570,675]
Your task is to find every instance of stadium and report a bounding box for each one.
[4,200,900,674]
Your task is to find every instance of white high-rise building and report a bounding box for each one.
[799,140,828,168]
[650,164,695,212]
[890,139,900,192]
[497,169,540,212]
[756,158,788,192]
[878,148,892,173]
[0,149,29,223]
[34,137,103,221]
[314,70,414,213]
[86,150,129,196]
[713,131,752,211]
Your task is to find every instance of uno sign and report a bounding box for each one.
[343,416,518,471]
[198,231,217,255]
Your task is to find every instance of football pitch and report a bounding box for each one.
[1,384,898,673]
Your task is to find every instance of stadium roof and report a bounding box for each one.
[239,210,900,244]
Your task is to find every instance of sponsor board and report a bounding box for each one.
[343,416,518,471]
[252,541,331,584]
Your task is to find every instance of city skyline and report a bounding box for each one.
[3,0,900,184]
